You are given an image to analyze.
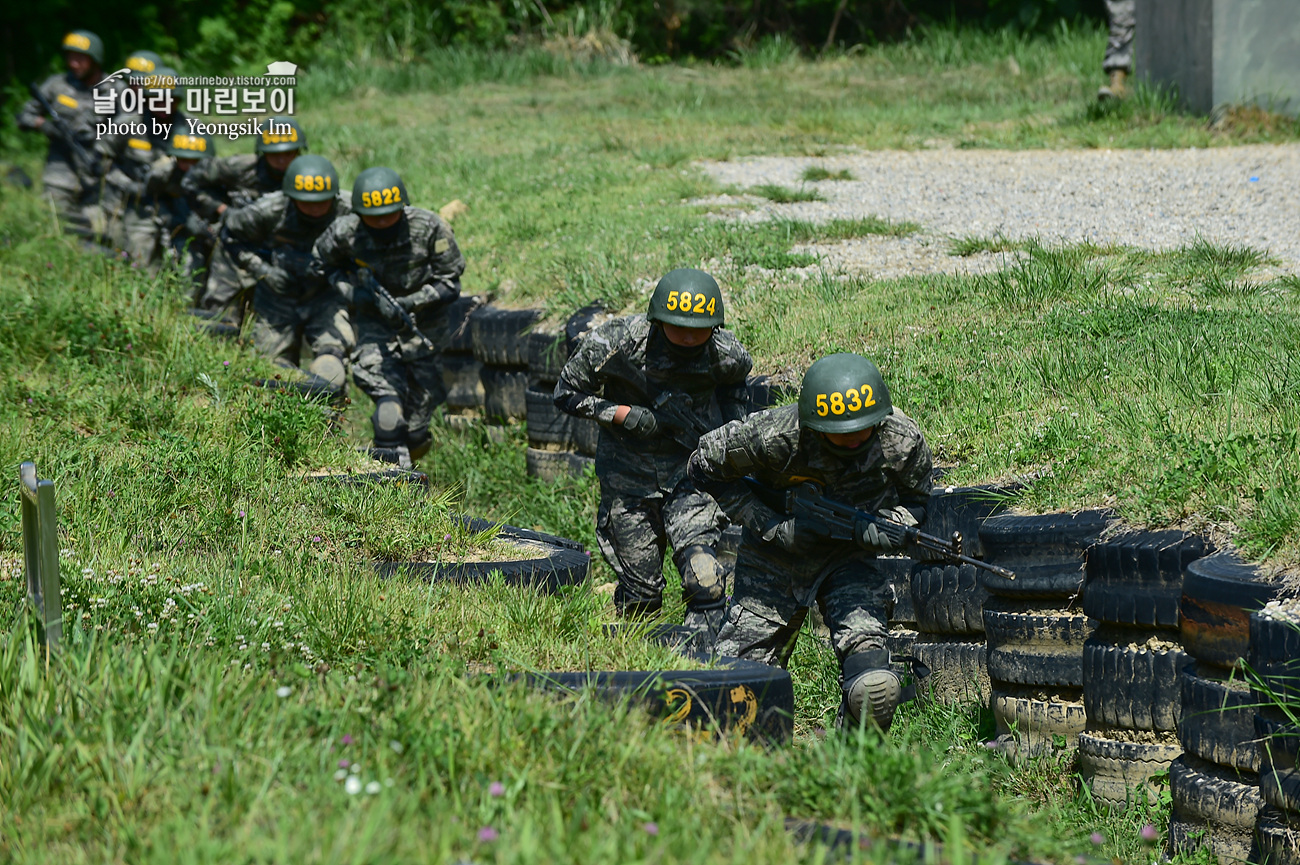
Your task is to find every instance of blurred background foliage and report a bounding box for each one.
[4,0,1104,82]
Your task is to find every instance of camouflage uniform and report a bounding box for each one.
[15,72,110,223]
[224,190,354,371]
[187,154,286,313]
[688,404,932,668]
[149,159,218,290]
[554,314,752,622]
[310,207,464,449]
[100,109,186,266]
[1104,0,1136,73]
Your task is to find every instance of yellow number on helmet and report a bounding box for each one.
[815,394,829,416]
[390,186,401,202]
[693,294,707,314]
[665,291,678,311]
[829,392,846,415]
[861,385,876,407]
[294,175,304,190]
[706,297,716,316]
[380,188,392,205]
[846,388,862,412]
[325,176,332,190]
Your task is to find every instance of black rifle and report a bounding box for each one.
[594,350,715,450]
[353,258,437,352]
[742,478,1016,580]
[27,81,101,191]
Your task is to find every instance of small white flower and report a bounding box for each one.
[146,622,158,631]
[389,740,404,754]
[384,778,395,787]
[365,781,381,795]
[344,776,362,795]
[333,769,348,781]
[276,686,292,698]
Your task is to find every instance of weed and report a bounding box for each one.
[750,184,826,203]
[801,166,855,182]
[949,234,1024,257]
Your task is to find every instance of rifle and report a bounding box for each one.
[353,258,437,352]
[594,350,715,450]
[27,82,101,190]
[742,478,1016,580]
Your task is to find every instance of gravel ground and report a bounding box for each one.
[695,145,1300,278]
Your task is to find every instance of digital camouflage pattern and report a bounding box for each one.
[147,156,219,288]
[688,403,933,666]
[224,190,354,365]
[554,314,752,613]
[310,207,465,442]
[1104,0,1136,72]
[99,101,188,266]
[16,72,113,217]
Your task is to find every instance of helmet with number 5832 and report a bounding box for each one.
[798,353,892,434]
[351,166,408,216]
[283,155,339,202]
[646,268,724,328]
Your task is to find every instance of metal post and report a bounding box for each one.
[20,461,61,650]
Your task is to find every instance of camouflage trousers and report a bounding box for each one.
[120,209,162,267]
[1104,0,1136,72]
[596,477,725,611]
[199,238,256,315]
[715,531,894,670]
[352,314,448,439]
[250,286,354,367]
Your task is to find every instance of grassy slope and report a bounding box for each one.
[3,23,1298,863]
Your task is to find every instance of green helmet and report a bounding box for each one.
[167,130,214,159]
[256,116,306,154]
[798,353,893,434]
[283,155,340,202]
[62,30,104,65]
[124,49,162,74]
[145,67,185,101]
[352,167,408,216]
[647,268,724,328]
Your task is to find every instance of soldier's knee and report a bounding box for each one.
[308,351,347,389]
[371,396,406,447]
[676,544,725,609]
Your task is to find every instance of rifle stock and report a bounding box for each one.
[594,351,714,450]
[353,258,437,352]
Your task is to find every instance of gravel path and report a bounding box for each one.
[696,145,1300,278]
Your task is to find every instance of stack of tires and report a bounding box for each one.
[1170,551,1280,863]
[471,306,543,429]
[523,323,597,482]
[907,486,1011,706]
[440,297,487,429]
[1250,599,1300,865]
[1077,530,1206,809]
[978,510,1112,759]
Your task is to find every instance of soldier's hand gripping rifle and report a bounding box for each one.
[27,82,102,191]
[594,350,715,450]
[742,478,1016,580]
[353,258,437,353]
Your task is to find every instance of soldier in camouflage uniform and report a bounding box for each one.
[310,167,464,458]
[688,353,933,731]
[149,130,219,291]
[16,31,111,225]
[226,155,353,395]
[191,116,307,316]
[554,269,752,635]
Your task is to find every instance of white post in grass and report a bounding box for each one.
[20,462,62,651]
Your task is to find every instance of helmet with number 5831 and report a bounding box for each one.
[646,268,724,328]
[798,353,892,434]
[283,155,339,202]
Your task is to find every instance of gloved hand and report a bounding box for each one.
[855,518,901,553]
[395,281,457,314]
[762,516,828,553]
[621,405,659,439]
[373,288,404,325]
[258,265,293,294]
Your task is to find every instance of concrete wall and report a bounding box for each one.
[1136,0,1300,116]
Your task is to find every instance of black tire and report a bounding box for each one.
[525,385,575,446]
[521,654,794,744]
[990,685,1087,756]
[1082,627,1187,731]
[442,352,485,410]
[923,485,1018,561]
[1181,551,1280,669]
[455,515,588,554]
[744,375,789,415]
[983,598,1094,688]
[471,306,544,367]
[1257,711,1300,815]
[376,529,589,593]
[444,295,485,353]
[1169,755,1263,861]
[1083,529,1211,628]
[1250,606,1300,708]
[303,468,429,488]
[564,301,610,355]
[1078,729,1182,810]
[910,563,988,635]
[1255,808,1300,865]
[524,447,593,483]
[912,637,989,706]
[977,510,1114,599]
[481,366,528,422]
[526,329,568,384]
[1179,663,1262,773]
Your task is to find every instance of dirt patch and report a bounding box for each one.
[408,538,552,564]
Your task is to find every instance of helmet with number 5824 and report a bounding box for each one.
[167,130,215,159]
[283,155,340,202]
[798,353,892,434]
[256,116,306,154]
[646,268,724,328]
[352,166,408,216]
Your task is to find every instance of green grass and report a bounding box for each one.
[748,183,826,203]
[801,166,855,182]
[949,234,1026,257]
[3,22,1299,862]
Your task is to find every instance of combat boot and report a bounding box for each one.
[838,649,902,733]
[1097,68,1127,102]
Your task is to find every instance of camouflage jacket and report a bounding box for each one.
[688,403,933,542]
[145,159,217,239]
[100,110,189,214]
[309,207,465,326]
[17,72,114,186]
[223,190,351,298]
[181,153,282,220]
[555,314,752,488]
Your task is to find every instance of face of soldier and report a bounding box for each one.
[175,158,200,173]
[361,211,403,230]
[264,151,298,173]
[294,199,334,219]
[822,426,876,452]
[64,52,97,82]
[661,323,714,348]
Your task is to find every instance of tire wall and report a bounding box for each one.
[1249,602,1300,863]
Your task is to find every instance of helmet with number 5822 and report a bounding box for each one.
[283,155,340,202]
[646,268,724,328]
[352,166,408,216]
[798,353,892,434]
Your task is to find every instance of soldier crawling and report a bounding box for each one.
[554,269,752,636]
[687,352,934,732]
[222,155,353,396]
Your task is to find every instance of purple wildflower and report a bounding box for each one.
[341,734,353,745]
[643,822,659,836]
[478,827,499,842]
[1139,824,1159,843]
[1090,832,1104,845]
[489,781,505,797]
